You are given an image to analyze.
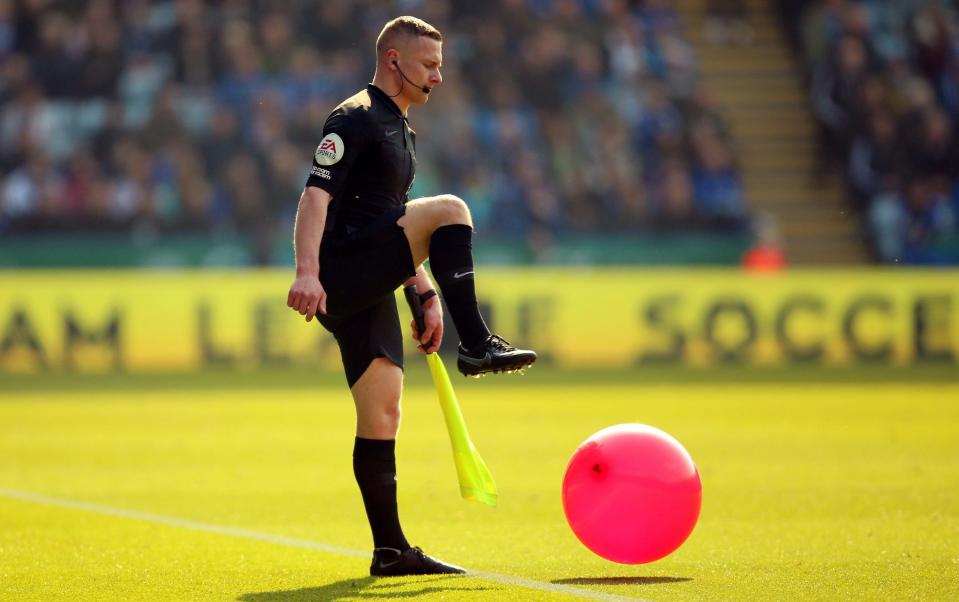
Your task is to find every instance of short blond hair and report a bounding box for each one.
[375,16,442,58]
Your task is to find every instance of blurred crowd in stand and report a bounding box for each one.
[784,0,959,264]
[0,0,748,264]
[703,0,754,46]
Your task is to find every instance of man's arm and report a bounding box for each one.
[403,266,434,295]
[287,186,333,322]
[405,266,443,353]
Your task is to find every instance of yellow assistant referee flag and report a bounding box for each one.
[425,352,498,507]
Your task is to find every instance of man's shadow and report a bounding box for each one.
[239,575,490,601]
[553,576,692,586]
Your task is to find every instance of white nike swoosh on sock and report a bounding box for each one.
[453,271,474,279]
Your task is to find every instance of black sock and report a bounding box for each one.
[352,437,409,551]
[428,224,491,350]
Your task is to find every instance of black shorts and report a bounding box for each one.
[317,205,416,387]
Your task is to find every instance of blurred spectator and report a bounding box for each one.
[903,107,959,184]
[2,148,63,225]
[848,108,901,205]
[689,123,747,223]
[1,0,750,262]
[871,176,955,263]
[30,10,78,98]
[218,151,273,264]
[108,137,153,224]
[301,1,359,53]
[704,0,754,46]
[909,3,959,115]
[62,147,100,218]
[172,14,217,87]
[742,212,787,271]
[0,0,15,59]
[799,0,849,69]
[797,0,959,264]
[810,34,871,178]
[651,160,696,227]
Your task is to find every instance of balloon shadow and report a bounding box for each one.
[552,576,692,586]
[239,575,491,601]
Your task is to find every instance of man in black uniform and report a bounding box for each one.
[286,16,536,577]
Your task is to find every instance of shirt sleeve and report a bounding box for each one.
[305,110,368,198]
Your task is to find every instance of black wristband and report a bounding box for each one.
[419,289,438,304]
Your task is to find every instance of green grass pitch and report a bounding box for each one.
[1,368,957,601]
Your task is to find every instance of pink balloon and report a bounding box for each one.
[562,424,702,564]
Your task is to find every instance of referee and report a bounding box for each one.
[286,17,536,576]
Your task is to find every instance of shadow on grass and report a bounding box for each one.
[553,576,692,586]
[239,575,490,601]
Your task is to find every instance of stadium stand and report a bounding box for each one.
[677,0,870,265]
[790,0,959,264]
[0,0,752,267]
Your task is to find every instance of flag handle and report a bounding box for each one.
[403,285,427,350]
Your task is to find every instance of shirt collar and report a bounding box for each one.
[367,84,406,120]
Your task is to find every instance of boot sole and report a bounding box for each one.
[457,355,537,378]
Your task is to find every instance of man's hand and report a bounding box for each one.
[287,273,327,322]
[411,295,443,353]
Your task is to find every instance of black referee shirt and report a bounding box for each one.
[305,84,417,236]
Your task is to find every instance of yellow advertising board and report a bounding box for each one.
[0,269,956,372]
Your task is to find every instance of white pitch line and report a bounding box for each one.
[0,487,648,602]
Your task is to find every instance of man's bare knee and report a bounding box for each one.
[446,195,472,226]
[399,195,474,266]
[381,403,401,431]
[351,358,403,438]
[355,397,402,438]
[435,194,472,228]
